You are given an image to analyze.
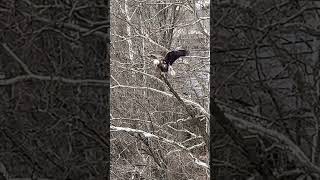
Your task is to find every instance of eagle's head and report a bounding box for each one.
[153,59,160,66]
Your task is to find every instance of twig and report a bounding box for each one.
[2,43,33,75]
[0,74,109,86]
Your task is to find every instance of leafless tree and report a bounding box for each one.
[0,0,109,179]
[111,0,209,179]
[212,0,320,179]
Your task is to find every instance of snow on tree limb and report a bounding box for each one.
[111,85,209,118]
[111,125,208,169]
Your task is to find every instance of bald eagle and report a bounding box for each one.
[153,49,189,76]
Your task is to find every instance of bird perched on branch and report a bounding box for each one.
[151,48,189,77]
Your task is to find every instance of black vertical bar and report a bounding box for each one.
[0,0,110,179]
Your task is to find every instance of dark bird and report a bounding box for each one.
[152,49,189,76]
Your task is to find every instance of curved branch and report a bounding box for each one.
[111,125,209,169]
[111,84,209,118]
[0,74,109,86]
[226,112,320,175]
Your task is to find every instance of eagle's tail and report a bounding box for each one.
[168,65,176,76]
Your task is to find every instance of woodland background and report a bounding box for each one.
[1,0,320,180]
[211,0,320,179]
[0,0,109,179]
[110,0,209,179]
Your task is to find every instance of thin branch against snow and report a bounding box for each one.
[111,11,168,52]
[175,18,206,28]
[111,85,209,118]
[111,117,152,124]
[187,142,205,151]
[184,55,209,59]
[114,61,166,86]
[137,33,169,52]
[166,125,200,138]
[111,126,156,138]
[186,1,209,38]
[126,68,166,86]
[111,75,121,85]
[111,125,209,169]
[188,152,209,168]
[123,0,134,62]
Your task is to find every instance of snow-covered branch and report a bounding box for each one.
[111,125,208,169]
[111,84,209,118]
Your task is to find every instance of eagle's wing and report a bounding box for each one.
[164,50,188,65]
